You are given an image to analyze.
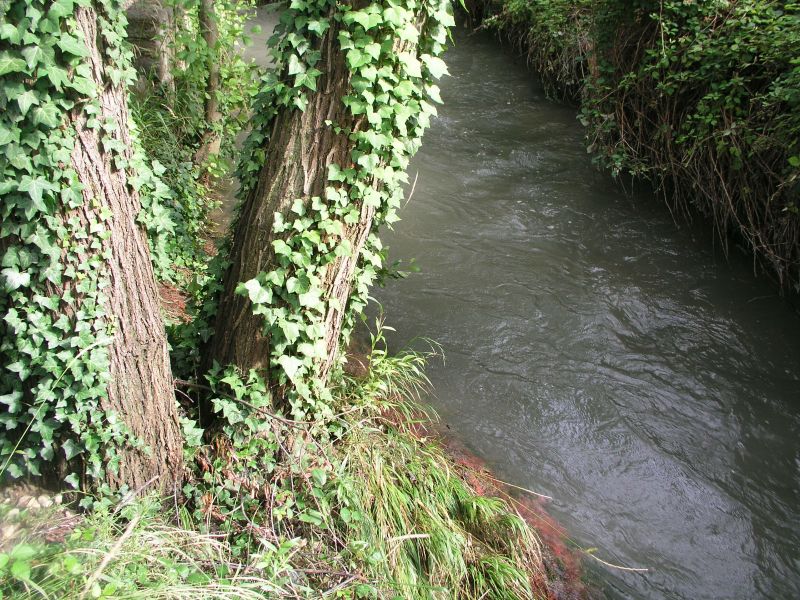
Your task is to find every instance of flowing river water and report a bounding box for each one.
[370,30,800,600]
[240,10,800,599]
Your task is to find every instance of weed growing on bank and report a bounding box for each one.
[1,336,554,599]
[471,0,800,288]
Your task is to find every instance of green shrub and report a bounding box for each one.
[482,0,594,99]
[473,0,800,287]
[584,0,800,285]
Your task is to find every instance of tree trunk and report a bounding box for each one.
[208,15,363,382]
[205,3,440,402]
[0,1,183,491]
[71,5,184,491]
[126,0,176,92]
[195,0,222,165]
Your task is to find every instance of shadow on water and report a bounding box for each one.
[371,28,800,600]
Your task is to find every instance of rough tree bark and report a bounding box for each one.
[126,0,176,91]
[69,6,183,491]
[207,13,386,386]
[194,0,222,165]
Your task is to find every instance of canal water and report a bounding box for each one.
[369,28,800,600]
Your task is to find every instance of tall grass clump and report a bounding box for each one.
[0,497,291,599]
[326,331,551,599]
[335,427,547,598]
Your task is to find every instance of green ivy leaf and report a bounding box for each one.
[287,54,305,76]
[21,45,47,70]
[57,34,89,58]
[42,64,69,90]
[273,239,291,256]
[394,80,413,98]
[2,268,31,292]
[48,0,76,21]
[62,438,81,460]
[0,391,22,413]
[344,10,382,31]
[327,163,345,182]
[436,7,456,28]
[363,42,381,60]
[383,6,405,27]
[212,398,243,425]
[0,23,22,44]
[239,278,273,304]
[69,76,96,97]
[398,52,422,78]
[31,103,62,128]
[427,84,443,104]
[18,175,51,213]
[307,18,329,35]
[277,355,304,383]
[298,288,323,310]
[423,55,449,79]
[280,319,301,343]
[346,48,369,69]
[0,122,20,145]
[0,51,26,76]
[16,90,39,116]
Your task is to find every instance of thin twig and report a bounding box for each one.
[322,575,360,596]
[480,474,553,500]
[387,533,430,544]
[583,551,649,573]
[113,475,160,514]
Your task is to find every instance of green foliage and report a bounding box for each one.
[0,343,551,598]
[0,498,291,598]
[129,0,261,281]
[474,0,800,286]
[336,425,543,598]
[130,85,217,280]
[1,4,554,596]
[583,0,800,285]
[219,0,455,420]
[176,325,550,598]
[0,0,259,490]
[481,0,593,99]
[0,0,173,490]
[164,0,260,167]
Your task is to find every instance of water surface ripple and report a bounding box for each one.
[373,30,800,600]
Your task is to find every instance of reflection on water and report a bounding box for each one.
[373,29,800,600]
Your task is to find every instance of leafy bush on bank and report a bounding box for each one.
[473,0,800,287]
[1,340,553,599]
[475,0,593,99]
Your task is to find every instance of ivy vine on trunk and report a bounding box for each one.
[0,0,182,495]
[204,0,454,420]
